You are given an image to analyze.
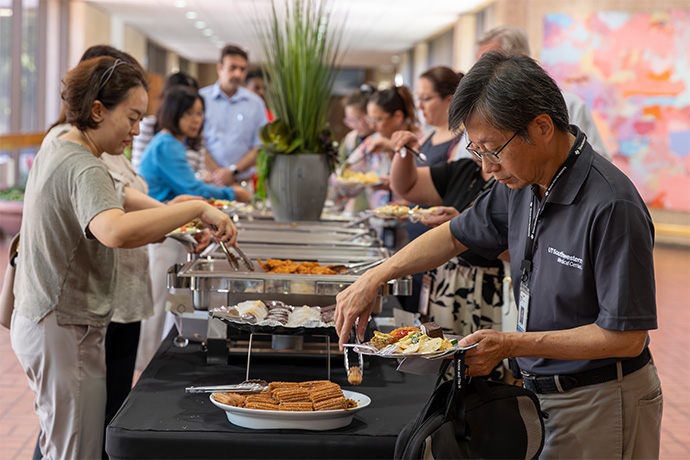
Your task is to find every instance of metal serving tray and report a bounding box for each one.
[204,243,389,263]
[173,258,410,297]
[236,228,378,247]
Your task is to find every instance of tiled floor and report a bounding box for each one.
[0,239,688,459]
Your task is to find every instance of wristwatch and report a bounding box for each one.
[228,164,239,176]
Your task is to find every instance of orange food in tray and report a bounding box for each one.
[257,258,345,275]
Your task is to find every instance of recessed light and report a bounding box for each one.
[185,11,198,20]
[195,20,206,29]
[216,42,224,49]
[203,29,213,37]
[174,0,186,8]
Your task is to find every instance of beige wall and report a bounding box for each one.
[197,63,218,88]
[68,2,110,67]
[124,25,147,68]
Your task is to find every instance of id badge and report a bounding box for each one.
[517,281,530,332]
[418,274,432,316]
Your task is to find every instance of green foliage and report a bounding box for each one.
[255,0,344,154]
[253,0,345,202]
[0,186,24,201]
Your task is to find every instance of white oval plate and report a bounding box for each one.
[210,390,371,430]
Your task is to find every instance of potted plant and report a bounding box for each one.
[254,0,344,221]
[0,186,23,238]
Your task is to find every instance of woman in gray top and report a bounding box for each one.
[10,56,236,460]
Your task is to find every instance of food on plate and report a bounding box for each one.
[367,326,456,354]
[213,392,246,407]
[213,380,357,412]
[372,204,411,218]
[170,218,205,233]
[409,205,438,217]
[420,322,444,339]
[257,258,346,275]
[336,169,379,185]
[207,197,256,212]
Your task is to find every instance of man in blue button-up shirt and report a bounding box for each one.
[199,45,268,185]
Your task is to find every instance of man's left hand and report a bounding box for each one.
[212,168,237,186]
[459,329,511,377]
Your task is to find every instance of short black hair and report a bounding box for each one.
[220,44,248,63]
[449,52,569,138]
[157,85,202,137]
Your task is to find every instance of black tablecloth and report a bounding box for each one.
[106,330,438,459]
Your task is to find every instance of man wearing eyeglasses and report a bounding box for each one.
[335,52,661,459]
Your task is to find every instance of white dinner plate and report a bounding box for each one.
[210,390,371,430]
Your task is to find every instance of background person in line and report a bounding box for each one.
[199,44,268,184]
[11,56,236,460]
[451,24,612,162]
[335,52,661,458]
[136,85,250,372]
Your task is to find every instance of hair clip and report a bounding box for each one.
[97,59,126,93]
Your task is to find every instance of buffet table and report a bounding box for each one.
[106,329,438,459]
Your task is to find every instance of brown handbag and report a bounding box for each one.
[0,233,20,329]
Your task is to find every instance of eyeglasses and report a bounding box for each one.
[366,114,391,125]
[184,110,205,120]
[466,131,519,164]
[343,116,367,128]
[415,94,439,105]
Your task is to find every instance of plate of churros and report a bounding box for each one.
[210,380,370,430]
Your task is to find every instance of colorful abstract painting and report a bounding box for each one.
[541,10,690,211]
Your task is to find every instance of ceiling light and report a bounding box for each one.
[195,20,206,29]
[185,11,198,20]
[216,42,224,49]
[174,0,186,7]
[203,29,213,37]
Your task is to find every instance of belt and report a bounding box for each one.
[521,348,651,394]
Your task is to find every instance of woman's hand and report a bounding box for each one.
[367,137,396,160]
[198,203,237,245]
[390,130,421,154]
[420,206,460,227]
[192,229,212,253]
[233,186,252,203]
[168,194,203,205]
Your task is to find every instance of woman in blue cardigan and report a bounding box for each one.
[139,85,250,203]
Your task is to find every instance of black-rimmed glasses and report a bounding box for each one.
[466,131,519,164]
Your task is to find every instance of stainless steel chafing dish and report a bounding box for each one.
[235,226,379,247]
[169,243,410,309]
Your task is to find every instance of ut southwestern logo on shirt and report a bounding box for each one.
[547,246,583,270]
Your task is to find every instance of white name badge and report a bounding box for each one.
[517,281,530,332]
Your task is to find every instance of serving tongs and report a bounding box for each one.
[331,258,386,275]
[185,379,268,394]
[215,238,255,272]
[344,323,365,385]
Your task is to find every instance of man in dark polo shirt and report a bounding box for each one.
[334,52,662,458]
